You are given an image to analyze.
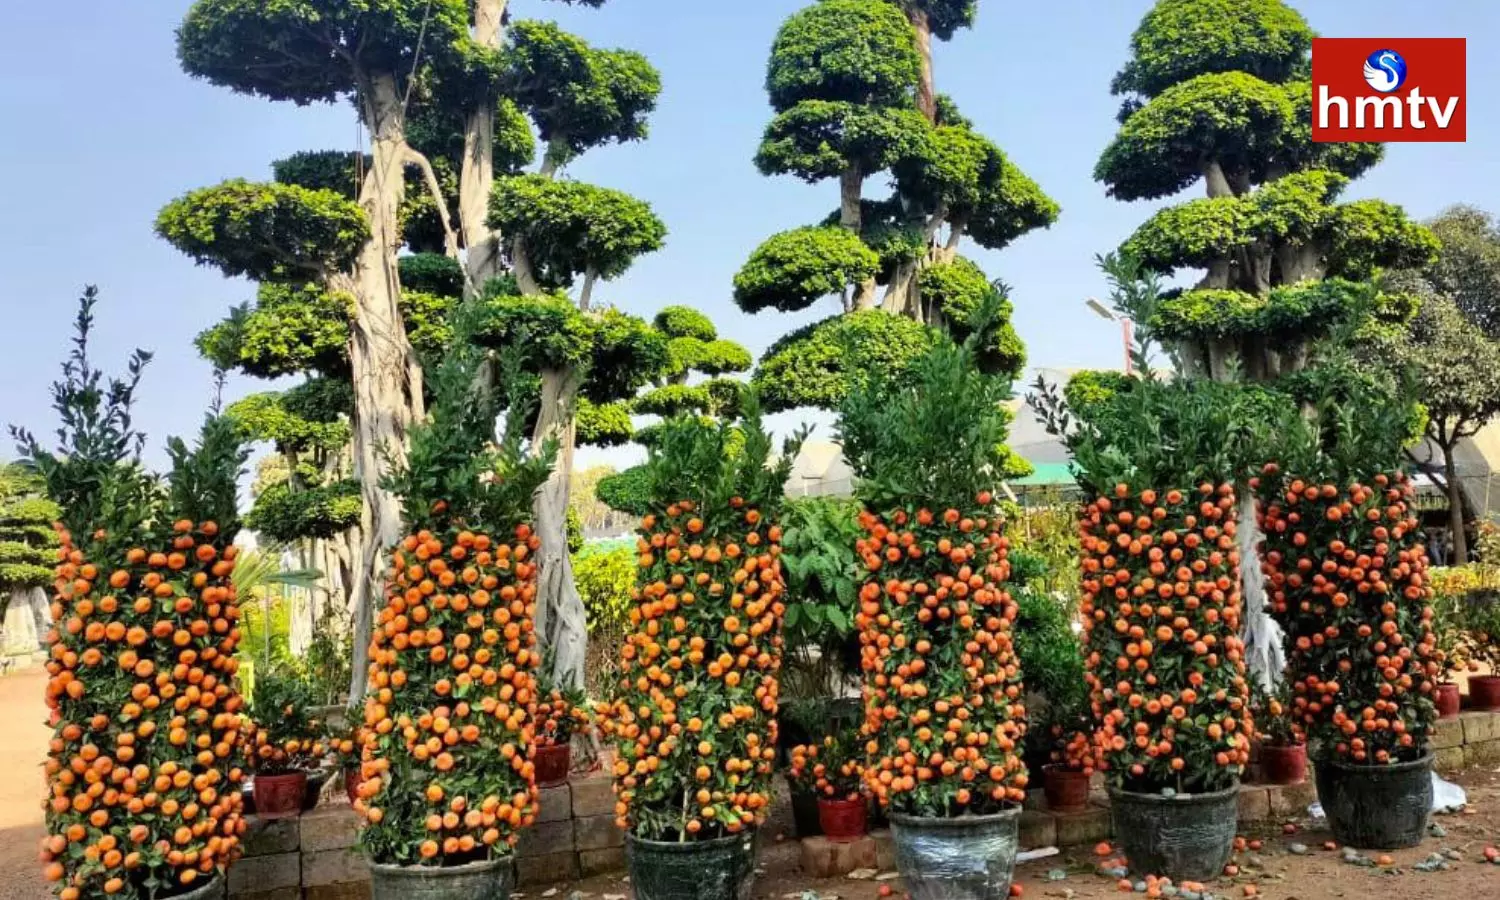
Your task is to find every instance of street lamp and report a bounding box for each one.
[1085,297,1134,375]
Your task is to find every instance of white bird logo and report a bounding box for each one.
[1363,51,1404,92]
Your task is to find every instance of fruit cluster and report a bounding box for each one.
[1047,724,1094,773]
[788,731,865,801]
[246,673,327,776]
[40,520,247,900]
[355,526,542,866]
[1256,468,1438,763]
[855,494,1029,817]
[534,685,589,749]
[1079,484,1252,793]
[601,498,786,842]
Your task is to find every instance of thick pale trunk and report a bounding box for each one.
[343,70,425,704]
[839,168,863,231]
[459,0,509,293]
[911,10,937,122]
[511,235,541,295]
[579,268,599,311]
[1238,490,1284,693]
[1443,443,1469,564]
[531,367,589,692]
[1203,162,1233,199]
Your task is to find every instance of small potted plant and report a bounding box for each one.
[1013,583,1093,812]
[328,705,366,805]
[248,672,328,818]
[1457,588,1500,710]
[533,680,588,788]
[1427,572,1472,718]
[1249,682,1306,785]
[789,729,868,842]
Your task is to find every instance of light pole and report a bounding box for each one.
[1085,297,1134,375]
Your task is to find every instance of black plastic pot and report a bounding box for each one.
[890,808,1021,900]
[160,874,224,900]
[790,787,822,837]
[1314,754,1433,849]
[369,856,514,900]
[1108,785,1238,881]
[625,831,756,900]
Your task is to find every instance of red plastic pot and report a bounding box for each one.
[534,742,571,788]
[1259,743,1307,785]
[1042,764,1090,811]
[343,763,364,806]
[816,796,868,842]
[1470,675,1500,711]
[1436,682,1462,718]
[253,771,308,819]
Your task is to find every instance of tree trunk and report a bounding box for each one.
[1443,440,1469,564]
[910,9,937,122]
[579,267,599,311]
[1237,489,1284,692]
[343,70,425,704]
[1203,161,1233,199]
[839,168,879,309]
[531,366,589,692]
[459,0,509,294]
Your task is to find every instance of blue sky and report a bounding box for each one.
[2,1,1496,473]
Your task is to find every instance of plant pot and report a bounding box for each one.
[816,797,868,842]
[1042,765,1090,812]
[344,763,365,806]
[625,830,757,900]
[252,771,308,820]
[303,768,329,812]
[1435,682,1461,718]
[1313,754,1433,849]
[890,808,1021,900]
[1259,744,1307,785]
[1469,674,1500,710]
[370,855,514,900]
[1108,785,1238,881]
[159,874,225,900]
[790,787,822,837]
[533,742,571,788]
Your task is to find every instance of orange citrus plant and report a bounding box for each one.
[534,682,589,749]
[599,400,798,841]
[353,312,556,866]
[788,730,865,801]
[838,324,1030,817]
[16,289,253,900]
[246,673,327,776]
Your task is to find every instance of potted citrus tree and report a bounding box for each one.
[1249,682,1305,785]
[533,676,588,788]
[1033,374,1258,881]
[247,672,329,818]
[789,728,869,842]
[353,315,555,900]
[1013,576,1094,813]
[839,325,1030,900]
[22,289,252,900]
[1428,568,1474,718]
[327,705,366,805]
[1258,393,1440,849]
[600,400,796,900]
[1456,574,1500,710]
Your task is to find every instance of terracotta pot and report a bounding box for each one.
[253,771,308,819]
[1469,675,1500,710]
[816,797,868,842]
[1435,682,1462,718]
[534,742,571,788]
[1259,743,1307,785]
[344,763,365,806]
[1042,764,1090,811]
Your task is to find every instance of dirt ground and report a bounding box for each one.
[542,769,1500,900]
[0,667,52,900]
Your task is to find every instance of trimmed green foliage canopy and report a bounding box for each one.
[733,226,879,313]
[766,0,920,112]
[0,466,58,593]
[489,175,666,287]
[1111,0,1314,99]
[752,309,937,412]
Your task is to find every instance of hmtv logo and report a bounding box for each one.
[1312,38,1466,142]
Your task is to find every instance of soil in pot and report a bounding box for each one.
[1108,786,1239,882]
[534,743,571,788]
[253,771,308,819]
[626,831,757,900]
[1313,754,1432,849]
[1259,744,1307,785]
[816,797,868,842]
[1469,675,1500,710]
[1042,765,1090,812]
[370,855,514,900]
[890,808,1021,900]
[1435,682,1461,718]
[790,788,822,838]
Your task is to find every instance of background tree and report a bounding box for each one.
[0,464,58,650]
[1424,205,1500,339]
[739,0,1057,415]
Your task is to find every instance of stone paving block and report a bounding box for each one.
[1267,781,1317,818]
[1435,746,1466,773]
[570,775,615,819]
[228,852,300,896]
[516,820,574,859]
[300,808,360,853]
[230,888,299,900]
[537,784,572,824]
[242,817,301,858]
[871,829,896,870]
[517,851,579,886]
[305,882,373,900]
[579,847,627,877]
[800,835,878,878]
[1053,805,1111,846]
[1431,716,1465,750]
[574,814,625,851]
[1019,810,1056,849]
[1465,739,1500,767]
[302,848,368,887]
[1462,710,1500,744]
[1236,786,1271,822]
[1023,789,1047,811]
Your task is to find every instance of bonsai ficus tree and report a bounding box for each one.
[838,316,1030,819]
[740,0,1057,414]
[16,288,252,900]
[1095,0,1438,690]
[0,465,59,643]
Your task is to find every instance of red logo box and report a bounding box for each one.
[1311,37,1466,142]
